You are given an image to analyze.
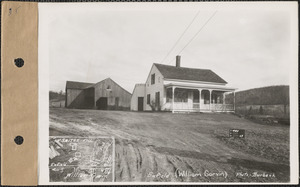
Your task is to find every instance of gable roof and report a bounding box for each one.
[154,63,227,84]
[92,77,132,95]
[66,81,94,89]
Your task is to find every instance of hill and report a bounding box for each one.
[236,85,289,105]
[226,85,289,106]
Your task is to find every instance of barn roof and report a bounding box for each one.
[92,78,132,95]
[154,63,227,84]
[66,81,94,89]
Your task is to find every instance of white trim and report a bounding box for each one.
[164,83,236,92]
[164,78,227,86]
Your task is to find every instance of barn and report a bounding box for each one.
[65,78,131,110]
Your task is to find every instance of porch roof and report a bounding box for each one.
[165,83,236,92]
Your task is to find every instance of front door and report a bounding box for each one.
[155,92,160,110]
[138,97,144,111]
[96,97,108,110]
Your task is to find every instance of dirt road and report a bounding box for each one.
[49,108,290,182]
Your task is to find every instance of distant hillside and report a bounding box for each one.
[226,85,289,106]
[49,91,65,101]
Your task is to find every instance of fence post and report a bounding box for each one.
[172,86,175,113]
[233,91,236,112]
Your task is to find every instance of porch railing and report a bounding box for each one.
[169,102,234,112]
[210,104,234,111]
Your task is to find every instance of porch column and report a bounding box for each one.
[163,87,167,104]
[223,93,225,104]
[209,89,212,111]
[233,91,235,112]
[172,86,175,113]
[198,89,202,111]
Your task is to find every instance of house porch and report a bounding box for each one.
[163,85,236,113]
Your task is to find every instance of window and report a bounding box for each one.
[203,90,210,104]
[151,73,155,85]
[174,88,188,102]
[166,88,173,102]
[147,94,150,104]
[193,90,199,103]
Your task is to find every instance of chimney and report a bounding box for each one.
[176,55,181,67]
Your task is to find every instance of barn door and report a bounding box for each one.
[96,97,108,110]
[138,97,144,111]
[115,97,119,110]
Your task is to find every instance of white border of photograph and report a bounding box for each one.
[38,2,298,185]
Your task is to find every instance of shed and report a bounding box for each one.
[131,84,146,111]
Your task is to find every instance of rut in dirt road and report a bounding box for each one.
[113,138,289,182]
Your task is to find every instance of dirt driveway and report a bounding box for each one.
[49,108,290,182]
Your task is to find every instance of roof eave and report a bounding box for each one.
[163,78,227,85]
[164,83,237,91]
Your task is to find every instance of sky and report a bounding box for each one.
[44,3,295,93]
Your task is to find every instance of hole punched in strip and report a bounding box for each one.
[14,136,24,145]
[14,58,24,68]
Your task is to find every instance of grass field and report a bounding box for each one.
[49,108,290,182]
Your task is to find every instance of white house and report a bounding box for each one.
[131,56,236,113]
